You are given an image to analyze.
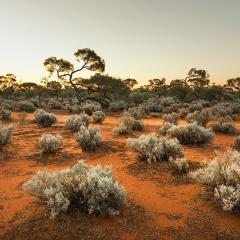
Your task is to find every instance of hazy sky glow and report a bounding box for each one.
[0,0,240,85]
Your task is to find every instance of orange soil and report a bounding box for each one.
[0,111,240,239]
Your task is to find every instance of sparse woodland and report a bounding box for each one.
[1,49,240,239]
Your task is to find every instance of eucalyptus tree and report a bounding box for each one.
[43,48,105,104]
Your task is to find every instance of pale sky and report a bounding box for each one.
[0,0,239,85]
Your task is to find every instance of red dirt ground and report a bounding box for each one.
[0,111,240,239]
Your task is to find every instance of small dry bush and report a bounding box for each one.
[75,126,102,152]
[113,114,144,135]
[186,108,212,127]
[178,108,189,118]
[92,111,105,124]
[189,149,240,211]
[167,122,214,145]
[48,100,63,109]
[83,103,101,115]
[162,112,180,125]
[23,160,127,218]
[169,157,189,174]
[210,117,236,135]
[127,107,145,119]
[17,100,36,112]
[39,134,63,155]
[159,122,174,135]
[65,114,90,132]
[0,123,14,147]
[127,134,184,163]
[34,109,57,127]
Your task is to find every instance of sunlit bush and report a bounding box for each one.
[75,126,102,152]
[178,108,189,118]
[159,122,174,135]
[113,114,144,135]
[167,122,214,144]
[0,123,14,147]
[39,134,63,155]
[189,149,240,211]
[127,134,184,163]
[92,111,105,124]
[127,107,145,119]
[83,103,102,115]
[34,109,57,127]
[23,160,127,218]
[169,157,189,174]
[65,114,90,132]
[186,108,212,127]
[210,117,236,134]
[162,112,180,125]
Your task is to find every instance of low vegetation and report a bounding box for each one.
[23,160,127,218]
[75,126,102,152]
[39,134,63,155]
[113,114,144,135]
[166,122,214,144]
[128,134,184,163]
[65,114,90,132]
[0,123,14,147]
[189,149,240,212]
[34,109,57,127]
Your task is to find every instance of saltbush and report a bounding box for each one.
[75,126,102,152]
[108,101,127,112]
[169,157,189,174]
[167,122,214,144]
[65,114,90,132]
[34,109,57,127]
[127,134,184,163]
[17,100,36,112]
[83,103,101,115]
[159,122,174,135]
[48,100,63,109]
[92,111,105,124]
[23,160,127,218]
[186,108,212,127]
[113,114,144,135]
[189,149,240,211]
[210,117,236,134]
[0,123,14,147]
[162,112,180,125]
[39,134,63,155]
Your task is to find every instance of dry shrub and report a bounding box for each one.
[39,134,63,155]
[189,149,240,211]
[0,123,14,147]
[127,134,184,163]
[167,122,214,145]
[210,117,236,134]
[162,112,180,125]
[92,111,105,124]
[23,160,127,218]
[34,109,57,127]
[113,114,144,135]
[75,126,102,152]
[65,114,90,132]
